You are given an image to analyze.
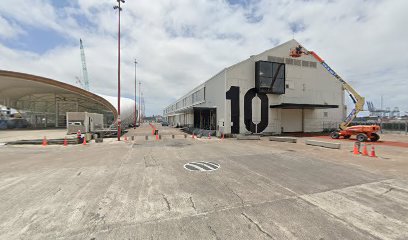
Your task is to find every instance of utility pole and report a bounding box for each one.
[141,91,145,120]
[139,82,141,126]
[113,0,124,141]
[134,59,137,128]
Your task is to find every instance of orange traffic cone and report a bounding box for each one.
[124,135,128,141]
[63,137,68,146]
[370,146,377,158]
[42,136,48,146]
[353,143,359,155]
[208,132,211,139]
[192,133,195,139]
[362,144,368,156]
[82,137,87,145]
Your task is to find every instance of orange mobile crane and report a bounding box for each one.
[290,45,380,142]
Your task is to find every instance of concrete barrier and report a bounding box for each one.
[305,140,341,149]
[237,135,261,140]
[128,134,195,140]
[269,136,297,143]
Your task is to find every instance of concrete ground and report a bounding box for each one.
[1,124,408,239]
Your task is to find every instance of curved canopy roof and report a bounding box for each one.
[0,70,117,121]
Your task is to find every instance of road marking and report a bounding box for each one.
[184,161,220,172]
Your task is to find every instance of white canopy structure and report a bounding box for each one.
[0,70,137,129]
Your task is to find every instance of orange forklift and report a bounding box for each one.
[290,45,380,142]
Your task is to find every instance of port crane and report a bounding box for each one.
[290,45,380,142]
[79,39,90,91]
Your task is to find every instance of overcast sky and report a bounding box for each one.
[0,0,407,116]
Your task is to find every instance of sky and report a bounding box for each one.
[0,0,407,116]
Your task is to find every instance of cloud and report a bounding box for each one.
[0,16,25,39]
[0,0,407,116]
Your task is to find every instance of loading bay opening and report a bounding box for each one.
[193,107,216,130]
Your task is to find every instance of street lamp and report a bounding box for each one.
[134,59,137,128]
[113,0,124,141]
[139,81,141,126]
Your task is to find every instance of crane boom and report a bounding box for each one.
[290,46,364,130]
[308,51,365,129]
[79,39,90,91]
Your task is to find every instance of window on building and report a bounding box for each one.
[268,56,284,63]
[285,58,294,65]
[255,61,285,94]
[294,59,301,66]
[310,62,317,68]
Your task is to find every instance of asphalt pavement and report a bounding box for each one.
[0,124,407,239]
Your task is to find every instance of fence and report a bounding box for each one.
[379,121,408,134]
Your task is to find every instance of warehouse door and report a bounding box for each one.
[193,108,216,130]
[281,109,302,132]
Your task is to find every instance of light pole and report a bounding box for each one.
[113,0,124,141]
[139,81,141,126]
[134,59,137,128]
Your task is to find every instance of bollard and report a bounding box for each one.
[131,136,134,141]
[184,134,187,138]
[159,135,162,140]
[172,134,175,139]
[42,136,48,146]
[145,136,148,140]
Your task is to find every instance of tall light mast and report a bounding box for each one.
[138,82,141,125]
[141,91,145,120]
[113,0,125,141]
[134,59,137,128]
[79,39,90,91]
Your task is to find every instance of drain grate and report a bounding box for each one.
[184,161,220,172]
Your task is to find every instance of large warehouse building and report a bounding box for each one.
[0,70,137,129]
[163,39,346,135]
